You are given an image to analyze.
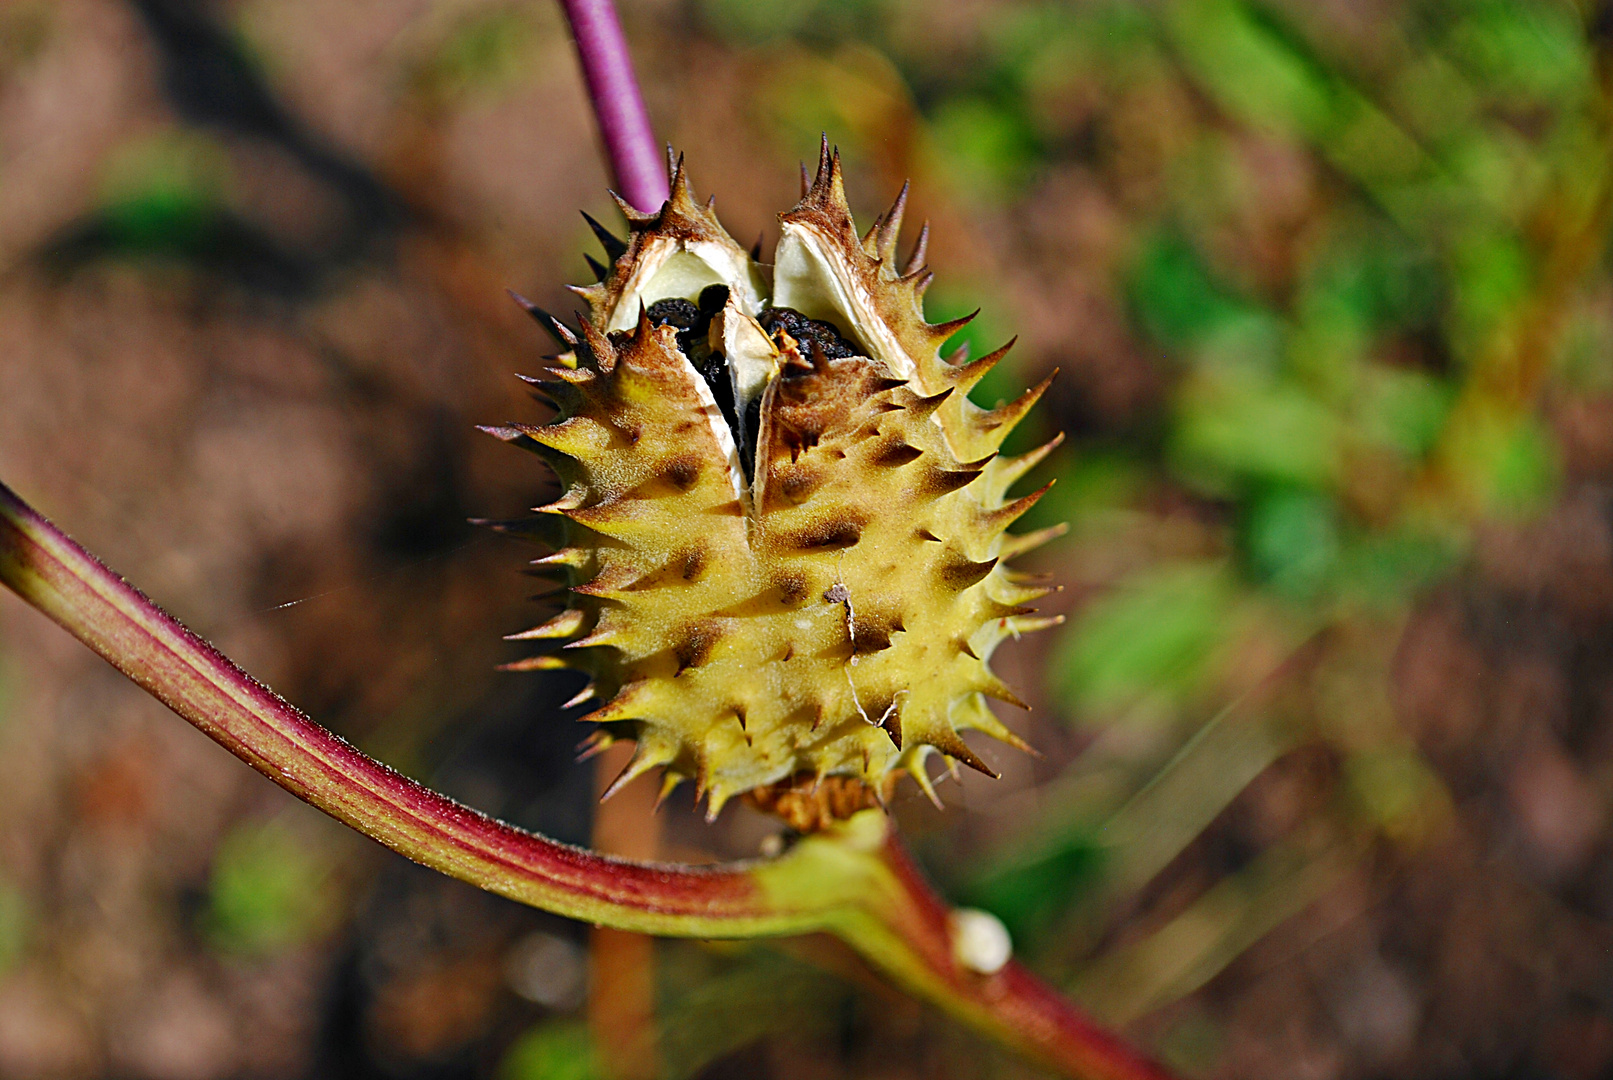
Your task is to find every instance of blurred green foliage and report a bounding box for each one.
[0,876,31,977]
[1057,563,1238,716]
[206,815,341,956]
[417,5,548,102]
[697,0,1613,1034]
[97,130,232,255]
[498,1020,597,1080]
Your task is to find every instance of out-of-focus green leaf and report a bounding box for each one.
[1070,837,1349,1024]
[1444,409,1560,519]
[759,45,905,177]
[1445,1,1590,110]
[1173,374,1341,491]
[1166,0,1334,138]
[0,877,31,975]
[1390,54,1479,145]
[1156,1006,1226,1076]
[98,130,230,253]
[924,284,1016,396]
[1130,230,1252,348]
[1197,309,1286,380]
[967,839,1107,947]
[207,816,340,956]
[0,2,52,74]
[997,4,1160,137]
[421,7,542,100]
[700,0,875,43]
[970,690,1299,960]
[1343,747,1448,842]
[1357,365,1452,460]
[1243,487,1339,598]
[658,953,846,1079]
[1055,562,1238,715]
[928,96,1041,202]
[1021,450,1146,536]
[1098,705,1298,900]
[1484,414,1560,518]
[1328,99,1429,187]
[1557,306,1613,393]
[1302,226,1441,335]
[1335,530,1460,610]
[1448,229,1532,355]
[499,1020,597,1080]
[994,2,1156,77]
[1447,128,1548,221]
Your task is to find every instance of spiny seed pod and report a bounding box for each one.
[485,140,1065,824]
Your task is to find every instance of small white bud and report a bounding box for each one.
[949,907,1012,975]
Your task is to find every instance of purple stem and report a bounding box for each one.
[558,0,670,213]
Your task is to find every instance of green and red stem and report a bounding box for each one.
[0,480,1173,1080]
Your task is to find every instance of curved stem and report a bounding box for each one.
[558,0,670,213]
[0,482,798,936]
[0,480,1175,1080]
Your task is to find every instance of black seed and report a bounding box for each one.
[698,284,730,315]
[647,297,700,330]
[759,307,859,361]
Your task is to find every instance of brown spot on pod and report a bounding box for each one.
[674,622,722,674]
[786,516,865,552]
[778,464,821,503]
[773,570,809,606]
[663,455,701,491]
[850,606,903,655]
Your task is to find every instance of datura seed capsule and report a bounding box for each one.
[488,141,1065,825]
